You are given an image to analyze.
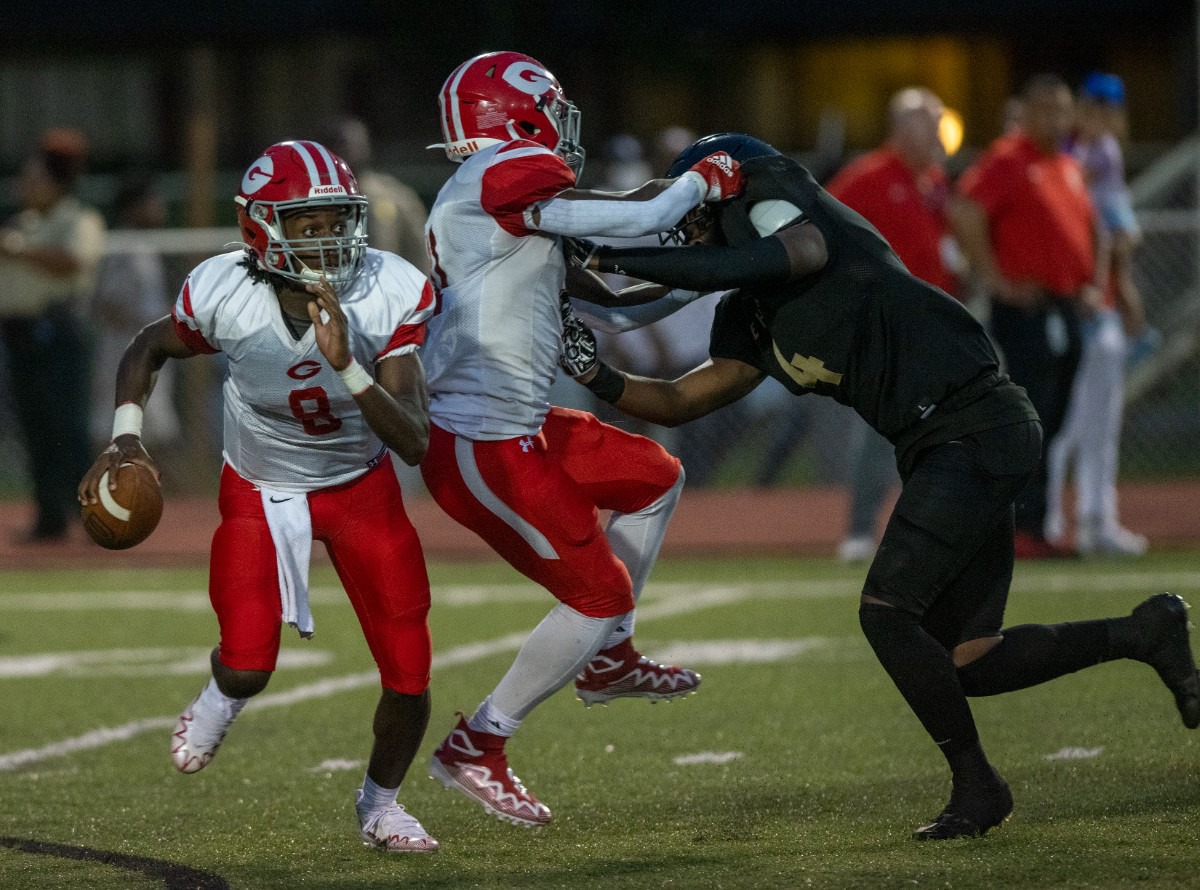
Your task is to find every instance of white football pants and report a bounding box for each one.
[1045,308,1128,541]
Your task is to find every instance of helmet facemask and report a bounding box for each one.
[241,195,369,289]
[661,205,720,246]
[540,94,585,176]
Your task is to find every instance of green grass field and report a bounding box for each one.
[1,553,1199,889]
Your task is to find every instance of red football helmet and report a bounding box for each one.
[235,140,369,288]
[434,51,585,174]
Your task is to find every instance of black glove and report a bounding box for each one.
[558,293,598,377]
[562,236,600,271]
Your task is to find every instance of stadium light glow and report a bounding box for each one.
[939,107,964,156]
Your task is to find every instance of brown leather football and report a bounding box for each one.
[81,462,163,550]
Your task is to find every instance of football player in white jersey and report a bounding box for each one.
[78,141,440,853]
[420,51,744,827]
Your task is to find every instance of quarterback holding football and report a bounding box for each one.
[78,140,439,853]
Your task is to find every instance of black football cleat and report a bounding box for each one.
[1132,593,1200,729]
[913,779,1013,841]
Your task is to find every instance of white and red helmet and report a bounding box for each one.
[235,140,369,287]
[433,51,585,175]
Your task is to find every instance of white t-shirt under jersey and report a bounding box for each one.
[172,249,433,492]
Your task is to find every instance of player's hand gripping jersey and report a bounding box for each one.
[173,249,433,492]
[422,140,709,440]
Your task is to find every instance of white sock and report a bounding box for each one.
[357,775,399,819]
[600,611,635,651]
[468,695,523,737]
[191,677,248,747]
[601,471,684,649]
[487,603,620,722]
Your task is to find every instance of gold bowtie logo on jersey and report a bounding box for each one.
[772,341,843,388]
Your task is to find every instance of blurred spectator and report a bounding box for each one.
[1045,72,1152,557]
[951,74,1097,559]
[89,175,182,453]
[825,87,963,561]
[0,128,106,543]
[320,116,429,274]
[1002,96,1025,134]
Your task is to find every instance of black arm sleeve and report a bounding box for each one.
[592,237,792,291]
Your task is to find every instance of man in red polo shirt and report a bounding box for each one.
[951,73,1100,559]
[826,87,963,562]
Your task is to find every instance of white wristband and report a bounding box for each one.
[112,402,144,440]
[338,359,374,396]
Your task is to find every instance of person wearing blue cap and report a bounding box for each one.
[1045,72,1157,557]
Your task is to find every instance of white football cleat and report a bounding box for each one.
[356,791,439,853]
[169,683,243,774]
[837,534,877,563]
[1078,520,1148,558]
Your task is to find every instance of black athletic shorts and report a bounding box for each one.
[862,419,1043,649]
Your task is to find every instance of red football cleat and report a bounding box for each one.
[574,638,701,706]
[428,715,551,827]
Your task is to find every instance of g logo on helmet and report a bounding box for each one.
[241,156,275,195]
[503,61,554,96]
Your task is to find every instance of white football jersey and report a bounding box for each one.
[173,249,433,492]
[422,141,576,439]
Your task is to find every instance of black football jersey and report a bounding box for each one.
[709,155,1036,468]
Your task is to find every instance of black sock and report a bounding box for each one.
[957,620,1111,696]
[944,742,1005,791]
[859,603,980,758]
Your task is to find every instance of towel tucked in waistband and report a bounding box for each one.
[260,486,314,639]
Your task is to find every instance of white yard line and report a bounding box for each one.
[3,568,1199,772]
[0,588,738,772]
[2,569,1197,611]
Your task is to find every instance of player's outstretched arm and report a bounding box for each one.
[559,295,760,423]
[305,276,430,466]
[531,151,743,239]
[586,221,828,292]
[78,316,197,505]
[582,357,764,428]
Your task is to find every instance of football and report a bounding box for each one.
[80,462,163,550]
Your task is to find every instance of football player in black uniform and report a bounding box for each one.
[559,133,1200,841]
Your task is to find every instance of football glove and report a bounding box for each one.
[559,293,599,378]
[684,151,744,203]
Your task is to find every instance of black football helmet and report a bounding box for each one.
[663,133,783,245]
[664,132,781,178]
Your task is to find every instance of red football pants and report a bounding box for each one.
[421,406,682,617]
[208,456,432,693]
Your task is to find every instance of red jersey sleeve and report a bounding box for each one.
[171,277,220,354]
[480,141,576,237]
